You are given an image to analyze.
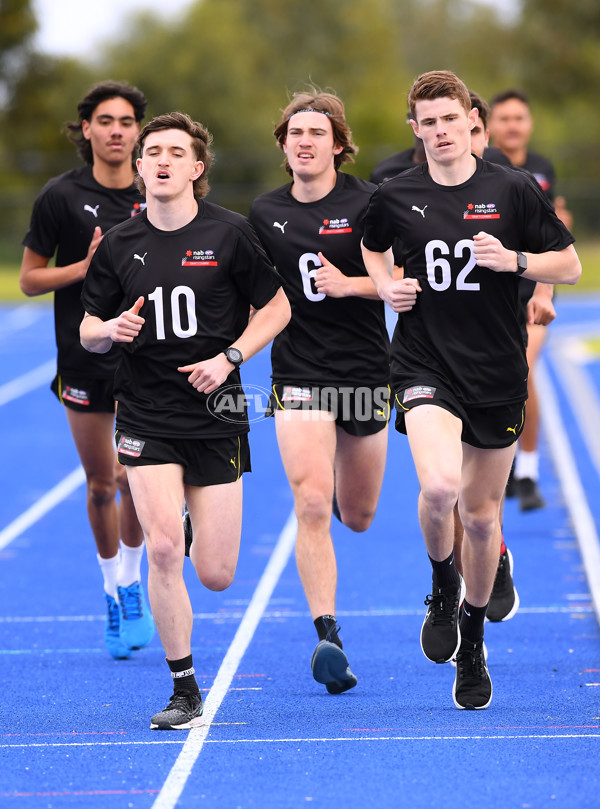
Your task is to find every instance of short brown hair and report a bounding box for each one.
[469,90,489,130]
[273,88,358,177]
[408,70,471,122]
[66,80,147,165]
[136,112,214,198]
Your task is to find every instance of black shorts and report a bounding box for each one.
[51,374,115,414]
[115,430,251,487]
[267,382,390,437]
[394,384,526,450]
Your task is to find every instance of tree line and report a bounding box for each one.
[0,0,598,260]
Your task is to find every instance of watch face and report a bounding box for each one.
[226,348,243,365]
[518,252,527,270]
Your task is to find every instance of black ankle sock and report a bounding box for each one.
[314,615,342,649]
[167,654,200,695]
[429,551,460,589]
[459,600,487,644]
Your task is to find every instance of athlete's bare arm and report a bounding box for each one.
[178,286,291,395]
[80,296,145,354]
[472,232,581,285]
[361,242,421,312]
[20,227,103,296]
[313,251,403,300]
[527,283,556,326]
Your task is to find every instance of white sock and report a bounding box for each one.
[97,552,120,599]
[117,541,144,588]
[514,449,539,481]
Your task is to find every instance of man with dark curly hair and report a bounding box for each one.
[20,81,154,662]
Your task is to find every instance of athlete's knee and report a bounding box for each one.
[145,529,182,571]
[420,474,460,518]
[338,502,376,533]
[196,560,236,591]
[294,484,332,527]
[460,507,497,544]
[86,475,117,508]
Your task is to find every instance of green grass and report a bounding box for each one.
[563,241,600,293]
[1,240,599,301]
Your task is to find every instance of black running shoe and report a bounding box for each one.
[487,547,520,622]
[453,638,492,710]
[420,575,465,663]
[150,691,203,730]
[516,477,545,511]
[183,509,193,557]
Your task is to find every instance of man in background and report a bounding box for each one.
[488,89,570,511]
[20,81,154,660]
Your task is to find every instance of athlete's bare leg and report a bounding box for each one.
[185,478,242,592]
[405,405,462,565]
[275,410,338,619]
[458,443,515,607]
[114,460,144,548]
[65,409,142,557]
[406,405,514,606]
[520,323,547,454]
[334,424,388,532]
[125,464,242,661]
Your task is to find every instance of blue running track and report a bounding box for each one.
[0,296,599,808]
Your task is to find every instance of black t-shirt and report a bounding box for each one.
[248,172,390,386]
[362,157,574,406]
[370,148,422,184]
[81,201,281,438]
[370,150,427,268]
[521,151,555,202]
[482,147,512,168]
[23,165,146,379]
[485,147,556,304]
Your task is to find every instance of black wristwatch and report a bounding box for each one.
[223,346,244,367]
[516,251,528,275]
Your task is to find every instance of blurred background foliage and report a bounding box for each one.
[0,0,598,269]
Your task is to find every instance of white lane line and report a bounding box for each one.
[537,357,600,625]
[0,466,86,551]
[152,509,298,809]
[3,733,599,750]
[0,359,55,406]
[551,336,600,479]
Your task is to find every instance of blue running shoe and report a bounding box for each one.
[311,640,357,694]
[104,593,131,660]
[117,581,155,650]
